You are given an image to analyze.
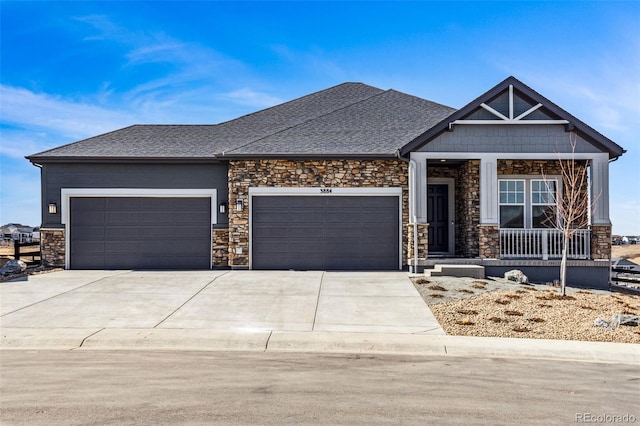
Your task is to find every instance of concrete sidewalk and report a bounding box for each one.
[1,270,638,364]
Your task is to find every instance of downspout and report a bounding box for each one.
[396,150,418,273]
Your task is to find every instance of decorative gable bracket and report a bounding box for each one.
[448,85,569,130]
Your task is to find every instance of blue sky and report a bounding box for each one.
[1,1,638,234]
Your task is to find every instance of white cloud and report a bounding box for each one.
[220,88,283,108]
[0,85,136,140]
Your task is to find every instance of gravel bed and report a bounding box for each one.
[412,275,640,344]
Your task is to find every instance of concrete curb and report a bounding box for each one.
[2,328,638,364]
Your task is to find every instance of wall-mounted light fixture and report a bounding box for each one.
[48,202,57,214]
[219,202,227,214]
[236,199,244,211]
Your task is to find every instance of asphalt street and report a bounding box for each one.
[2,350,638,425]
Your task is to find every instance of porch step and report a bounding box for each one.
[425,264,485,279]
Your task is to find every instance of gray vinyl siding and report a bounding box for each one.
[41,163,228,228]
[417,125,602,153]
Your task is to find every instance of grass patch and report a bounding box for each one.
[504,310,523,316]
[428,285,447,292]
[456,309,478,315]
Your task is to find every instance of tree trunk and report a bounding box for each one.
[560,233,568,296]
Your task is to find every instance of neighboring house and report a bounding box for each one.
[27,77,625,287]
[612,258,640,273]
[1,224,36,243]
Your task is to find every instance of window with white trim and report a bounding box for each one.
[499,177,559,229]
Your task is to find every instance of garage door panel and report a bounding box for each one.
[252,195,399,270]
[70,197,211,269]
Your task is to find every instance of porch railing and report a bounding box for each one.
[499,228,591,260]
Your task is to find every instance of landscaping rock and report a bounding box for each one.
[0,259,27,276]
[594,318,613,328]
[504,270,529,284]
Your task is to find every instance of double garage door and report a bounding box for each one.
[70,197,211,269]
[68,194,400,270]
[252,195,400,270]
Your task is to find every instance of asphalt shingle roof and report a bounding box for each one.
[27,82,455,161]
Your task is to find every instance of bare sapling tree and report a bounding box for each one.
[541,132,595,296]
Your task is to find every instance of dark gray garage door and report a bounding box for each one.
[70,197,211,269]
[252,196,399,270]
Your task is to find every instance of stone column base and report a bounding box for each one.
[40,228,65,268]
[212,228,230,268]
[591,224,611,260]
[479,224,499,259]
[406,223,429,261]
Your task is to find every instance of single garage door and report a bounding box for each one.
[70,197,211,269]
[252,196,399,270]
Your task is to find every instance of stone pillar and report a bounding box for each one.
[228,194,249,268]
[479,225,499,259]
[212,228,230,268]
[406,223,429,262]
[40,228,65,268]
[591,224,611,260]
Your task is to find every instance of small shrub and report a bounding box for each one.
[528,317,545,323]
[515,290,527,294]
[414,278,430,285]
[495,299,510,305]
[429,294,444,299]
[513,326,531,333]
[488,317,505,323]
[505,294,521,299]
[580,305,596,310]
[538,303,552,308]
[504,310,523,316]
[471,284,486,289]
[472,280,487,286]
[458,289,474,294]
[520,286,537,291]
[428,285,447,292]
[576,290,592,294]
[455,318,475,326]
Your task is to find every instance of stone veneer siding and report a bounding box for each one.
[479,225,500,259]
[590,225,611,260]
[228,159,409,268]
[40,228,65,267]
[212,228,230,268]
[406,223,428,262]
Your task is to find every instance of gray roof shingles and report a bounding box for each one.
[27,82,455,161]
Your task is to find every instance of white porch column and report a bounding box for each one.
[480,155,499,224]
[410,154,428,223]
[590,153,611,225]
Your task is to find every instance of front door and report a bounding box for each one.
[427,184,449,253]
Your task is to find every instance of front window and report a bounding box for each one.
[531,180,557,228]
[499,177,559,228]
[499,180,524,228]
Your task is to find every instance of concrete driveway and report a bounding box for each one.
[0,270,444,334]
